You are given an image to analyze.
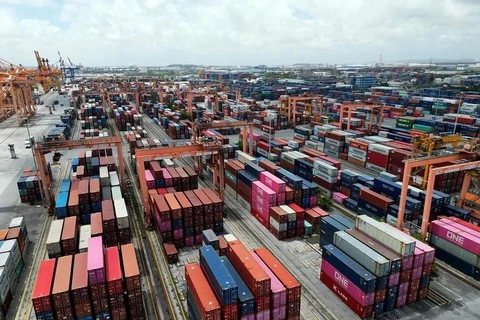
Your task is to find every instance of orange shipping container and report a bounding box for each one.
[52,255,74,320]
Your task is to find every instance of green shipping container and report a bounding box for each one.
[304,221,313,236]
[412,124,433,133]
[396,123,413,130]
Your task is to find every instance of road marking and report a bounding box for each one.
[423,298,437,308]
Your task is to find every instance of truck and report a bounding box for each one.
[25,136,34,149]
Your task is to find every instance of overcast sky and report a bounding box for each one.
[1,0,479,66]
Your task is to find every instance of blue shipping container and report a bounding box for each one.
[275,169,303,190]
[238,170,257,188]
[432,246,480,281]
[443,204,471,221]
[373,177,402,198]
[322,244,377,293]
[199,246,238,305]
[59,180,71,193]
[55,192,69,218]
[341,170,359,184]
[219,256,256,316]
[357,205,385,220]
[330,215,355,229]
[245,162,265,179]
[343,198,358,212]
[295,158,313,171]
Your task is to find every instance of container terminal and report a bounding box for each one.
[0,52,480,320]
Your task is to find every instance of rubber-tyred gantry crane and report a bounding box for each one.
[136,143,225,230]
[339,103,384,132]
[34,137,125,212]
[396,152,479,239]
[279,95,324,126]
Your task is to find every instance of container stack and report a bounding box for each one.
[150,188,224,249]
[319,215,435,318]
[186,237,302,320]
[32,242,145,320]
[168,121,191,140]
[113,105,142,131]
[312,158,338,199]
[144,162,198,192]
[366,144,394,173]
[17,168,44,204]
[428,217,480,280]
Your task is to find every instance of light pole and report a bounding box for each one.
[24,118,45,206]
[453,92,463,135]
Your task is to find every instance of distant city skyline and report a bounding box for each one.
[1,0,479,67]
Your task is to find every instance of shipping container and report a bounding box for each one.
[61,216,78,256]
[78,225,91,253]
[121,244,145,319]
[32,259,57,320]
[105,247,127,320]
[71,252,93,320]
[356,215,415,256]
[226,240,271,297]
[250,251,287,308]
[429,220,480,255]
[87,236,105,285]
[52,255,74,320]
[253,248,301,303]
[218,256,256,317]
[185,263,222,320]
[333,231,390,277]
[46,220,64,259]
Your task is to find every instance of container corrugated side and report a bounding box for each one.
[32,259,57,317]
[356,215,415,256]
[250,251,287,308]
[52,255,74,320]
[334,231,391,277]
[114,198,129,230]
[185,263,222,320]
[46,220,64,258]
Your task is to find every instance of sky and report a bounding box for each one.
[1,0,479,67]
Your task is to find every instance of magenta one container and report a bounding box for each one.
[173,228,183,239]
[161,168,172,187]
[398,282,409,296]
[271,305,286,320]
[240,315,255,320]
[277,193,286,205]
[321,260,375,306]
[413,240,435,264]
[184,236,194,246]
[411,266,423,280]
[255,310,271,320]
[87,236,105,285]
[250,251,287,308]
[260,171,286,193]
[388,272,400,287]
[145,170,155,189]
[413,248,425,268]
[332,192,348,205]
[443,219,480,238]
[430,220,480,255]
[252,181,276,207]
[396,294,407,308]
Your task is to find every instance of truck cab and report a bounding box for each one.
[25,137,34,148]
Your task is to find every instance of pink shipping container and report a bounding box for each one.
[277,193,286,205]
[173,229,184,239]
[161,169,172,187]
[87,236,105,285]
[255,310,271,320]
[185,236,194,246]
[413,248,425,268]
[430,220,480,255]
[259,172,286,193]
[252,181,276,207]
[411,266,423,280]
[442,219,480,239]
[396,294,407,308]
[240,315,255,320]
[332,192,348,205]
[388,272,400,287]
[271,305,286,320]
[321,260,375,306]
[145,170,155,190]
[398,282,409,296]
[250,251,287,308]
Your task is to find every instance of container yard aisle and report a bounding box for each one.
[112,116,175,320]
[176,157,352,320]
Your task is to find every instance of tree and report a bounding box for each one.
[317,194,333,210]
[237,139,243,151]
[180,110,189,120]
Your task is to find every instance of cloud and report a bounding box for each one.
[1,0,479,66]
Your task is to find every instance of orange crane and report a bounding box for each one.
[136,143,225,230]
[33,137,125,213]
[279,95,324,126]
[396,152,479,239]
[158,82,181,103]
[339,103,384,133]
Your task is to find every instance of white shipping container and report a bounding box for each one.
[312,169,338,183]
[100,166,110,187]
[114,198,130,230]
[111,186,123,200]
[109,171,120,187]
[0,240,20,265]
[78,225,92,253]
[368,144,394,155]
[162,158,174,167]
[223,234,238,243]
[334,231,391,277]
[324,149,339,158]
[356,215,415,256]
[325,138,344,147]
[256,147,268,157]
[365,162,387,172]
[348,147,367,159]
[378,131,389,138]
[0,253,17,293]
[313,160,338,176]
[305,141,318,149]
[9,216,28,241]
[269,218,287,232]
[291,151,309,159]
[279,205,296,222]
[236,151,256,164]
[46,220,64,258]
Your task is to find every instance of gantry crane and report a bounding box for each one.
[279,95,324,126]
[33,137,125,214]
[136,143,225,230]
[338,103,384,133]
[396,144,480,239]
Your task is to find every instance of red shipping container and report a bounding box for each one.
[61,216,78,256]
[226,240,271,297]
[185,263,222,320]
[253,248,301,305]
[71,252,93,319]
[105,247,127,320]
[32,259,57,317]
[320,271,372,319]
[194,189,213,216]
[121,244,145,319]
[91,212,103,238]
[359,189,394,211]
[52,255,75,320]
[202,188,224,214]
[366,150,389,168]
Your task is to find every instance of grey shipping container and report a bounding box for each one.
[334,231,391,277]
[429,234,480,268]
